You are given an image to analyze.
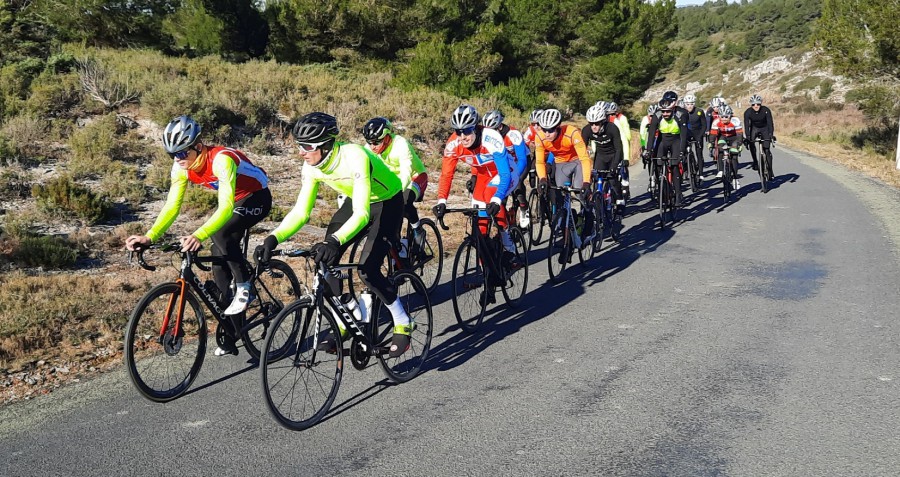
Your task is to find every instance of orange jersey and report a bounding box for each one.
[535,125,592,183]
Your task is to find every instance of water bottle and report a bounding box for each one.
[340,293,363,322]
[359,291,373,323]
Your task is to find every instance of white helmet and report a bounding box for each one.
[684,94,696,104]
[162,115,202,154]
[608,102,619,113]
[529,109,544,124]
[450,105,479,130]
[586,104,605,123]
[749,94,763,105]
[648,104,659,115]
[481,109,504,129]
[538,109,562,129]
[719,105,734,117]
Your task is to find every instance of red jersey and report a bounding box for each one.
[187,146,268,200]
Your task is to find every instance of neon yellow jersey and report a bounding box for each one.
[365,134,425,191]
[613,113,631,162]
[640,115,652,148]
[271,142,402,246]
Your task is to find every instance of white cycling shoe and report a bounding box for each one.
[223,283,252,316]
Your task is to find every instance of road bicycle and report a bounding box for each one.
[348,216,444,294]
[754,135,775,193]
[440,207,528,333]
[547,183,595,282]
[259,250,433,431]
[686,136,703,193]
[592,169,623,250]
[653,156,679,229]
[124,235,301,402]
[716,139,738,201]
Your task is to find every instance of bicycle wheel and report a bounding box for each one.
[451,237,487,333]
[242,259,303,360]
[372,271,433,383]
[766,150,775,181]
[576,208,594,266]
[528,190,545,245]
[758,156,769,193]
[688,150,699,193]
[547,214,569,282]
[348,235,394,297]
[722,158,732,201]
[501,227,529,307]
[260,298,342,431]
[593,192,608,252]
[658,176,668,229]
[124,282,207,402]
[411,218,443,294]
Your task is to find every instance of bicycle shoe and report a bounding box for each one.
[214,333,239,357]
[502,251,523,272]
[389,323,414,358]
[479,289,497,306]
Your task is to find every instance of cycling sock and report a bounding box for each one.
[386,299,410,326]
[410,221,420,229]
[500,230,516,253]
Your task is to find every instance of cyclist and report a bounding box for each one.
[643,98,687,206]
[607,102,632,199]
[481,109,530,227]
[362,117,429,248]
[523,108,544,151]
[582,103,625,208]
[640,104,660,190]
[705,97,726,161]
[742,94,776,172]
[534,108,592,233]
[254,112,413,358]
[683,94,708,173]
[433,105,521,302]
[709,105,745,189]
[124,115,271,355]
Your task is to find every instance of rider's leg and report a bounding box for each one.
[217,189,272,316]
[747,127,760,170]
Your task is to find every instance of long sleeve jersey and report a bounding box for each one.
[535,124,592,184]
[365,133,426,192]
[611,113,632,163]
[581,122,623,168]
[438,126,514,204]
[743,106,775,136]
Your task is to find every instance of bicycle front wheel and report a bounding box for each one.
[451,238,487,333]
[528,189,545,246]
[502,226,529,307]
[658,177,668,229]
[373,271,433,383]
[260,298,342,431]
[547,216,569,283]
[124,282,207,403]
[688,151,699,193]
[413,218,443,294]
[243,259,303,360]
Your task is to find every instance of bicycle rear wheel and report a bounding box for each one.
[528,190,545,245]
[260,298,342,431]
[411,218,443,293]
[502,227,529,307]
[372,272,433,383]
[124,282,207,402]
[242,259,302,360]
[547,216,569,282]
[451,237,487,333]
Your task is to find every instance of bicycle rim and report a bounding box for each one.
[414,218,443,293]
[451,238,487,333]
[548,218,569,282]
[374,272,433,383]
[242,259,302,360]
[658,179,667,229]
[528,190,545,245]
[502,227,529,306]
[260,298,342,431]
[124,282,207,402]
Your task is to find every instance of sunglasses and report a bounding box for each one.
[169,150,191,160]
[589,122,603,127]
[454,126,476,136]
[541,127,559,134]
[751,103,761,106]
[721,115,732,120]
[296,139,330,152]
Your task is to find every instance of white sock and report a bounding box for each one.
[410,221,420,229]
[386,298,410,326]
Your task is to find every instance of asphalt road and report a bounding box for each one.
[3,146,900,476]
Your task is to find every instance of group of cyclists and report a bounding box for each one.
[123,91,776,362]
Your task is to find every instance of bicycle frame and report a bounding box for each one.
[549,184,589,249]
[438,207,505,285]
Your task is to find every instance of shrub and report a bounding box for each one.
[24,72,82,117]
[818,79,835,99]
[76,58,140,111]
[11,235,77,268]
[32,175,110,224]
[0,167,32,200]
[0,114,48,162]
[99,163,146,206]
[181,184,218,216]
[67,113,119,178]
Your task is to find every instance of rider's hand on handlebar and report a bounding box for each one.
[125,235,151,251]
[539,178,548,196]
[254,235,279,264]
[486,201,501,217]
[432,202,447,220]
[641,150,651,161]
[179,235,202,253]
[310,236,341,266]
[465,174,477,194]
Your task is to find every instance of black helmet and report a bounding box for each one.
[662,90,679,103]
[292,112,339,144]
[362,117,393,143]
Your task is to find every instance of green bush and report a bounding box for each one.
[181,184,218,216]
[67,113,119,178]
[24,72,81,117]
[99,164,146,206]
[11,235,77,268]
[32,175,110,224]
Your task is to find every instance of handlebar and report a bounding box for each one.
[128,243,181,272]
[548,185,584,194]
[436,206,500,232]
[276,248,360,280]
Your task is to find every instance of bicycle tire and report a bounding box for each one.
[722,157,732,201]
[348,235,394,298]
[372,271,433,383]
[502,227,529,307]
[259,297,342,431]
[658,173,668,229]
[242,259,303,360]
[528,190,545,245]
[688,150,699,193]
[593,191,608,253]
[411,218,443,294]
[451,238,487,333]
[766,150,775,181]
[576,207,593,266]
[124,282,207,403]
[547,214,569,282]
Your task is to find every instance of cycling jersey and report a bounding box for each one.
[523,124,539,148]
[535,125,592,184]
[581,122,623,168]
[437,126,513,204]
[639,114,654,148]
[705,107,721,135]
[646,114,687,158]
[146,146,268,242]
[365,133,426,192]
[610,112,632,163]
[709,117,744,138]
[686,109,708,135]
[743,106,774,135]
[272,142,402,245]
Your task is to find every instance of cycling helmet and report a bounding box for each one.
[658,99,676,111]
[450,105,479,130]
[608,102,619,113]
[684,94,696,104]
[162,115,202,154]
[292,112,339,144]
[481,109,505,129]
[716,96,726,106]
[662,90,678,103]
[647,104,659,116]
[678,100,686,109]
[719,105,734,117]
[586,104,606,123]
[529,108,545,124]
[538,108,562,129]
[362,117,393,143]
[749,94,763,105]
